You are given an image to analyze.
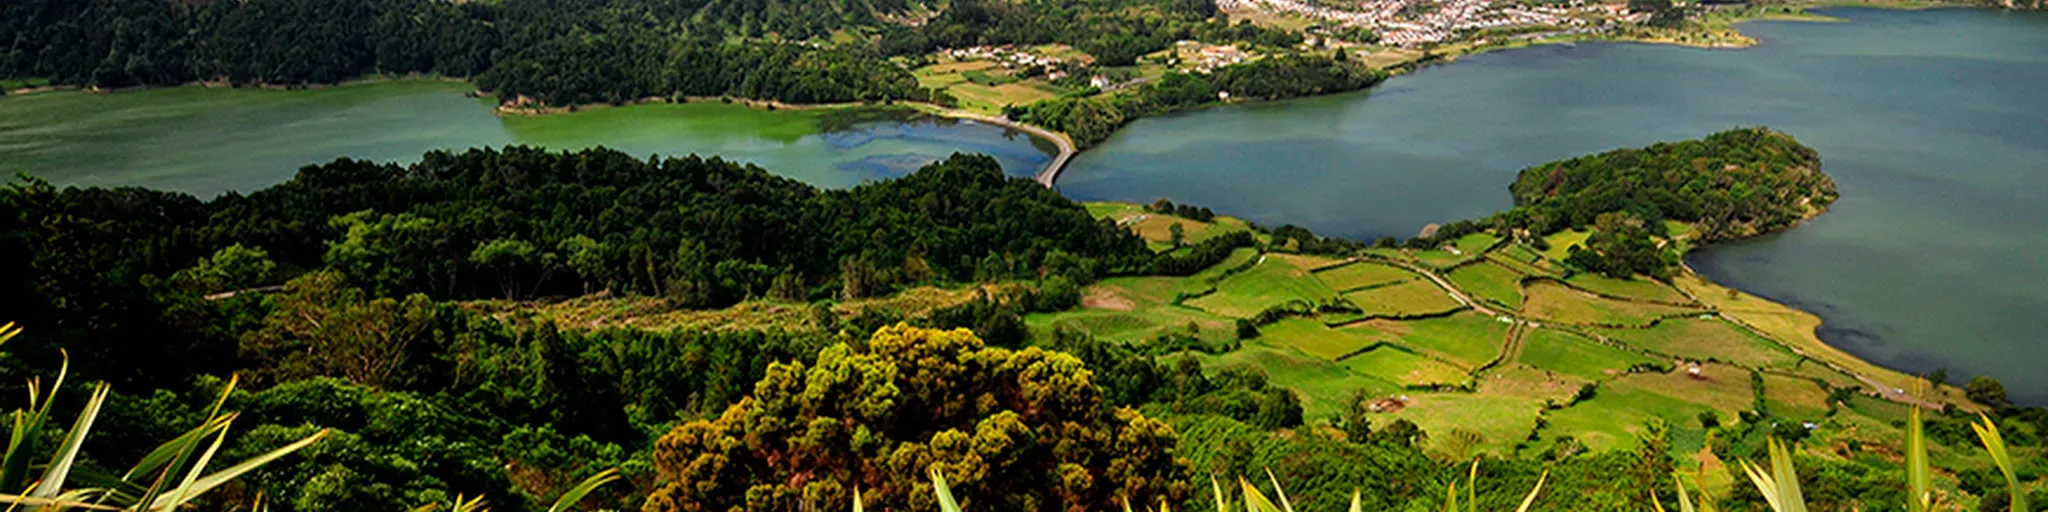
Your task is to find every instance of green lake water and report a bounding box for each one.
[1060,8,2048,403]
[0,80,1054,195]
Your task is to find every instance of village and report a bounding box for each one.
[1220,0,1643,46]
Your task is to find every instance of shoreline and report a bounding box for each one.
[496,96,1081,187]
[1670,208,1976,409]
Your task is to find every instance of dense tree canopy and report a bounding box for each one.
[0,0,1297,107]
[877,0,1294,66]
[1505,127,1835,242]
[645,325,1191,511]
[1010,55,1384,147]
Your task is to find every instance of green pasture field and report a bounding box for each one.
[1260,318,1393,360]
[1522,281,1702,327]
[1342,279,1464,318]
[1516,328,1658,381]
[1488,245,1564,277]
[1595,317,1802,369]
[1350,313,1508,369]
[1452,233,1500,254]
[1382,392,1543,456]
[1760,373,1832,421]
[1339,346,1471,387]
[1196,343,1401,418]
[1542,230,1593,261]
[1477,364,1591,404]
[1564,273,1694,303]
[1446,262,1525,309]
[1314,261,1418,291]
[1412,248,1475,269]
[1187,255,1337,317]
[1540,365,1753,452]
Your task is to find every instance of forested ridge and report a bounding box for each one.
[0,0,1294,107]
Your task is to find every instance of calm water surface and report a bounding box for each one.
[0,81,1053,195]
[1062,8,2048,403]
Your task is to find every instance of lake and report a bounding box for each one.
[1060,8,2048,403]
[2,8,2042,404]
[0,80,1055,196]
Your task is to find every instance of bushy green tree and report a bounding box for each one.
[644,325,1190,511]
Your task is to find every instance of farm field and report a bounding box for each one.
[1761,372,1832,421]
[1196,343,1401,417]
[1491,244,1563,277]
[1314,261,1418,291]
[1596,317,1803,369]
[1542,229,1593,261]
[1411,248,1475,269]
[1187,255,1337,317]
[1350,313,1507,369]
[1540,364,1755,452]
[1058,201,1982,460]
[1446,262,1524,309]
[1382,392,1543,455]
[1342,279,1464,318]
[1260,318,1392,360]
[1087,202,1260,251]
[1340,347,1470,387]
[911,59,1063,115]
[1565,273,1694,303]
[1451,233,1499,255]
[1522,281,1703,327]
[1672,273,1968,404]
[1515,328,1658,381]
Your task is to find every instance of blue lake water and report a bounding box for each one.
[1060,7,2048,403]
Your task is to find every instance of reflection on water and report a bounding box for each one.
[0,87,1055,194]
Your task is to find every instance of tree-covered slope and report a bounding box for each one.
[1505,127,1836,242]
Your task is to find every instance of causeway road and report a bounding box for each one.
[937,109,1076,187]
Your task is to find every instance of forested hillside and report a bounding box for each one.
[1506,127,1835,242]
[1,150,1148,384]
[1009,55,1386,147]
[1404,128,1837,278]
[0,0,1278,107]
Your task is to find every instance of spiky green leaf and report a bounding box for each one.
[930,468,963,512]
[1514,470,1547,512]
[147,428,329,510]
[1971,414,2028,512]
[548,468,619,512]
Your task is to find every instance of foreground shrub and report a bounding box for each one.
[644,324,1190,512]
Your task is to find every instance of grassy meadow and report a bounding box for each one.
[1027,202,1972,463]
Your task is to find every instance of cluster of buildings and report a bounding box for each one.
[942,45,1093,71]
[1178,41,1251,73]
[1221,0,1592,47]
